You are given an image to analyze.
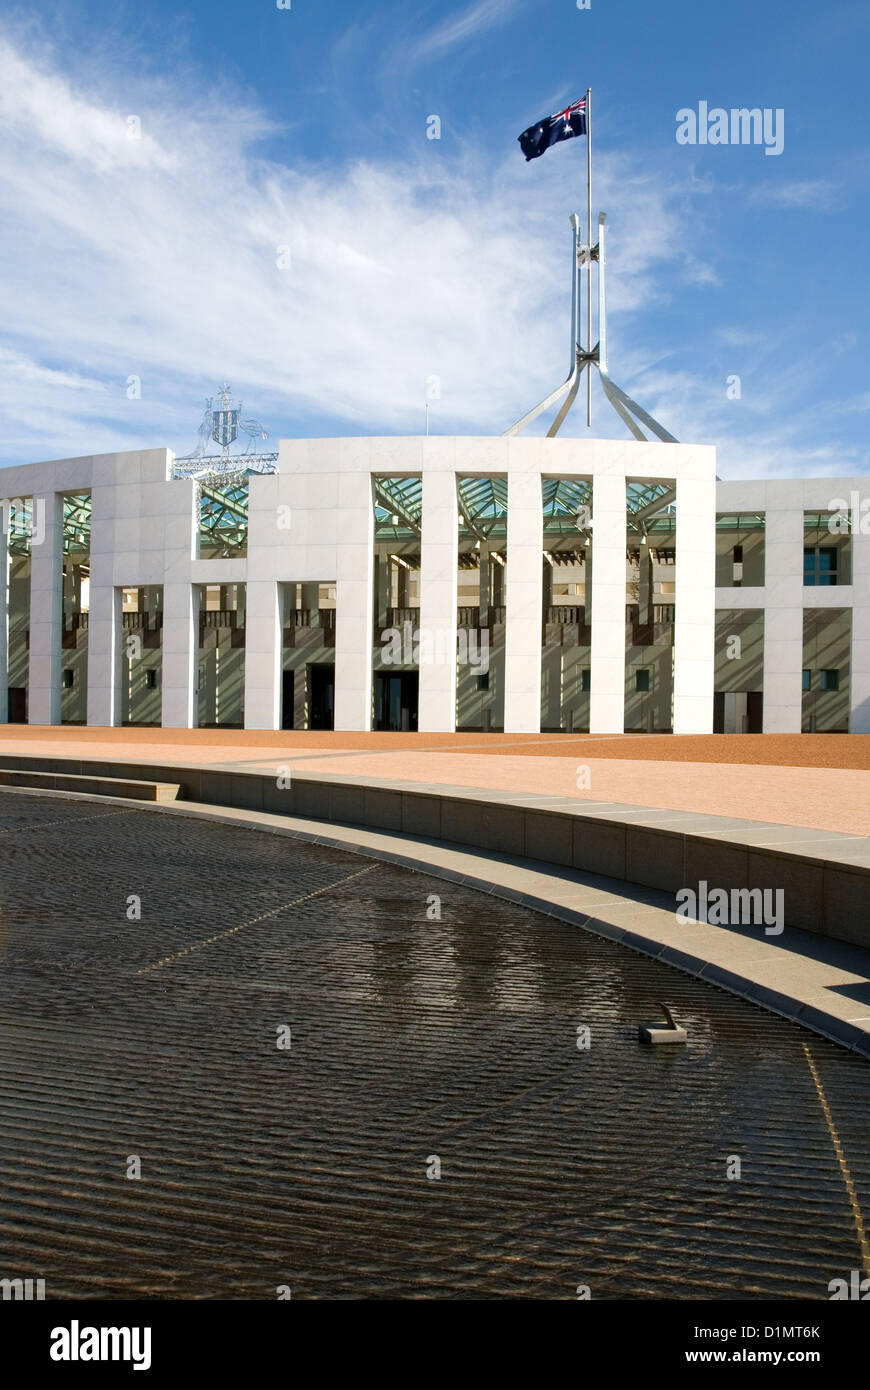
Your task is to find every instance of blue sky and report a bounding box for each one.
[0,0,868,477]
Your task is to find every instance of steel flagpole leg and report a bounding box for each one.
[586,87,592,427]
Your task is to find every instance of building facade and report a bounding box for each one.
[0,437,866,734]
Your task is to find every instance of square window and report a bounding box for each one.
[820,669,839,692]
[477,673,489,692]
[805,547,838,587]
[581,668,590,692]
[635,669,650,692]
[802,669,811,691]
[145,669,158,689]
[62,669,74,689]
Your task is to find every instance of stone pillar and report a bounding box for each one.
[504,469,542,732]
[762,493,804,732]
[396,563,410,610]
[300,582,319,618]
[542,557,553,610]
[334,471,374,730]
[852,506,870,733]
[163,583,199,728]
[492,556,504,608]
[86,581,122,726]
[0,511,9,722]
[28,490,63,725]
[478,547,490,626]
[418,468,458,732]
[638,548,653,625]
[673,472,716,734]
[589,471,626,734]
[244,580,282,730]
[375,556,389,629]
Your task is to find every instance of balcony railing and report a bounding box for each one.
[121,612,162,630]
[284,608,336,648]
[200,610,243,630]
[457,606,505,629]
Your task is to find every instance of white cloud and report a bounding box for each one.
[408,0,523,65]
[0,28,859,483]
[0,29,701,464]
[0,37,176,174]
[748,178,840,210]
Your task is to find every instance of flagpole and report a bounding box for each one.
[586,86,592,427]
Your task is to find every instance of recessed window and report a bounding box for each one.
[581,668,591,692]
[477,673,489,692]
[635,669,650,692]
[802,669,811,691]
[145,669,158,690]
[804,547,838,586]
[62,669,74,689]
[820,669,839,692]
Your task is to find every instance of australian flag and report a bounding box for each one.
[518,97,587,161]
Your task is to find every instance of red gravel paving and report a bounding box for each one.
[1,726,869,769]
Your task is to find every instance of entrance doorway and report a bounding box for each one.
[713,691,763,733]
[309,663,335,730]
[7,687,26,723]
[375,672,419,732]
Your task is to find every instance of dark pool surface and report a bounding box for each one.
[0,792,868,1299]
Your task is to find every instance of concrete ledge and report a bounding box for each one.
[0,768,180,802]
[2,781,868,1061]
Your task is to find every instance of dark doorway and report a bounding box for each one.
[747,691,763,733]
[309,664,335,731]
[7,687,26,724]
[375,672,419,732]
[281,670,294,730]
[713,691,763,734]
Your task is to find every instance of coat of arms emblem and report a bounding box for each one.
[211,385,240,452]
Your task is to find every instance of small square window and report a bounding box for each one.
[62,669,74,689]
[635,669,650,692]
[477,673,489,692]
[820,669,839,692]
[804,547,838,587]
[802,669,811,691]
[145,669,158,690]
[581,668,591,692]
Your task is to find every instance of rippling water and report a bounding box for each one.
[0,793,867,1299]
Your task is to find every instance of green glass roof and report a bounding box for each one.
[198,472,250,556]
[63,492,91,554]
[373,477,423,542]
[716,513,766,530]
[7,492,93,557]
[457,476,508,541]
[543,478,592,545]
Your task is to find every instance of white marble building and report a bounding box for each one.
[0,437,865,734]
